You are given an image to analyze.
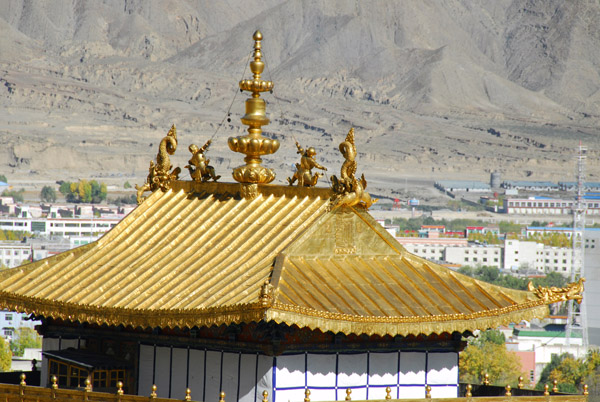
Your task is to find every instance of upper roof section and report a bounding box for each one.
[0,179,584,336]
[0,31,585,337]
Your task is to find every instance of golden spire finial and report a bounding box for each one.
[228,30,279,189]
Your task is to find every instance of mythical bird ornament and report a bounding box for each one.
[287,141,327,187]
[330,128,373,208]
[135,125,181,204]
[528,277,585,304]
[186,140,221,183]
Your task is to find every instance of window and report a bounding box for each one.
[69,366,88,388]
[50,360,68,387]
[3,329,13,337]
[5,314,12,321]
[109,370,125,388]
[93,371,107,388]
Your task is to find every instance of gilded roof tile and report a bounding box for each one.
[0,181,574,336]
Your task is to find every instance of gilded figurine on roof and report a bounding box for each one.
[331,128,373,208]
[287,141,327,187]
[135,124,181,204]
[186,140,221,182]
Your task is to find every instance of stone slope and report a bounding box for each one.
[0,0,599,200]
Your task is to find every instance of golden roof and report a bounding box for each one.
[0,179,577,336]
[0,30,581,337]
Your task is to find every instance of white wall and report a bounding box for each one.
[138,347,458,402]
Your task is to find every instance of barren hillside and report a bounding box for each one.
[1,0,599,200]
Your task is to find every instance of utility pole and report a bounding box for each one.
[566,142,588,349]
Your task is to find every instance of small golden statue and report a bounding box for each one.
[287,142,327,187]
[185,140,220,183]
[528,277,585,304]
[135,125,181,204]
[330,128,373,208]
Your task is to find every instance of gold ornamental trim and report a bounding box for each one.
[266,302,550,337]
[0,289,550,336]
[0,291,267,329]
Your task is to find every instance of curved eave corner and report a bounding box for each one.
[263,301,551,337]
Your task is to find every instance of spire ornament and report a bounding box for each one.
[228,31,280,187]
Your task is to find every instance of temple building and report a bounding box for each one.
[0,31,583,402]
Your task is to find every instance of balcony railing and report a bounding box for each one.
[0,374,589,402]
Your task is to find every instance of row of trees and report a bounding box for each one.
[536,350,600,394]
[460,330,600,396]
[386,216,525,235]
[58,180,107,203]
[457,265,568,291]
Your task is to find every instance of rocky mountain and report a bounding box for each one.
[1,0,599,200]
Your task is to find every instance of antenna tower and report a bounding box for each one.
[566,142,588,349]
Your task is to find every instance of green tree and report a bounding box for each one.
[0,336,11,371]
[0,175,7,183]
[40,186,57,203]
[124,181,132,189]
[9,327,42,357]
[474,329,505,346]
[460,330,524,385]
[58,180,107,203]
[90,180,107,203]
[536,349,600,394]
[1,188,25,202]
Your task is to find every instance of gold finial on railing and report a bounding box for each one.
[20,373,26,386]
[151,385,157,399]
[262,390,269,402]
[583,384,589,396]
[117,381,124,396]
[345,389,352,401]
[85,379,92,392]
[483,373,490,386]
[466,384,472,398]
[425,385,432,399]
[518,376,524,389]
[185,388,191,401]
[385,387,392,400]
[304,389,311,402]
[219,391,226,402]
[505,385,511,397]
[552,380,558,393]
[544,384,550,396]
[51,375,58,391]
